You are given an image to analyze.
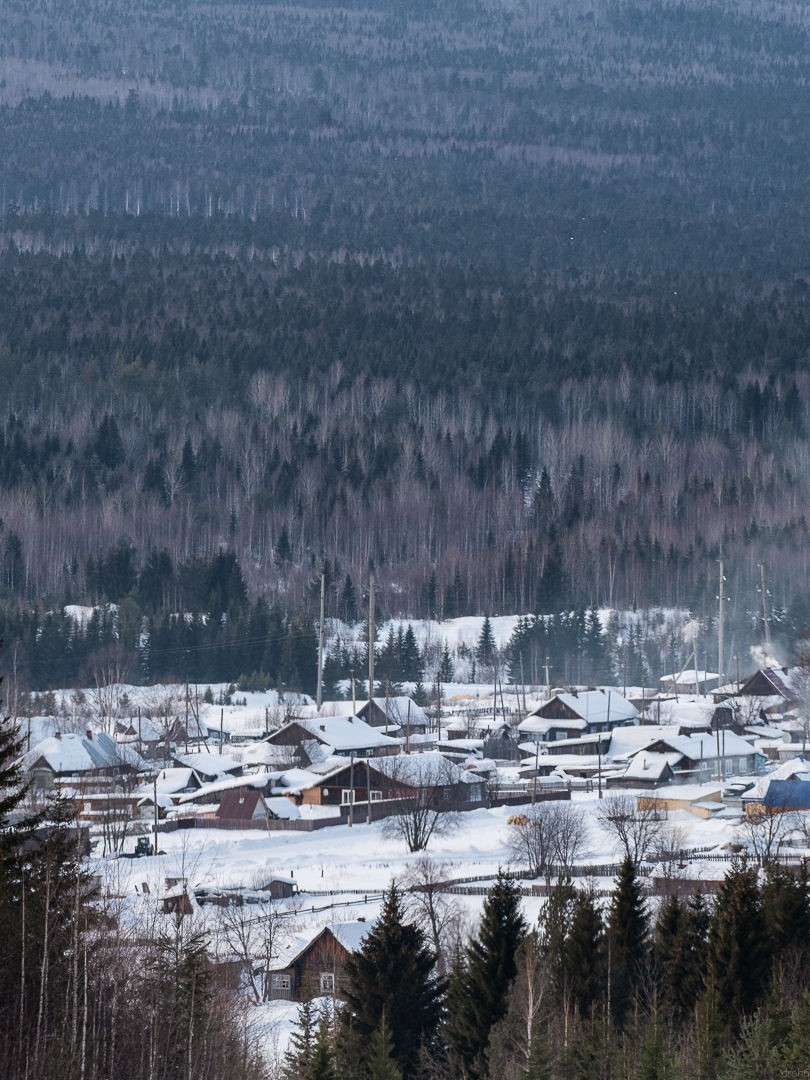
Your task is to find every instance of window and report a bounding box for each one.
[271,974,291,990]
[556,731,567,741]
[370,790,382,802]
[341,789,355,804]
[739,757,748,773]
[366,749,374,757]
[320,972,335,993]
[724,759,733,775]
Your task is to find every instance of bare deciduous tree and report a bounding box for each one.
[596,793,666,865]
[507,802,588,886]
[379,755,462,852]
[397,856,462,974]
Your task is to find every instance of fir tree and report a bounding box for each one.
[447,870,527,1079]
[706,861,768,1030]
[523,1033,552,1080]
[565,888,604,1014]
[343,884,443,1079]
[607,856,648,1026]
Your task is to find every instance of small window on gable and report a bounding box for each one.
[320,972,335,993]
[239,797,245,803]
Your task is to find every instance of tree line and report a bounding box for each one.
[283,861,810,1080]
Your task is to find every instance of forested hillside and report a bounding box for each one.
[3,0,810,688]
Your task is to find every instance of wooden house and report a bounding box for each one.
[267,921,371,1001]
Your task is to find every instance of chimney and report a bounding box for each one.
[55,732,61,740]
[86,730,93,740]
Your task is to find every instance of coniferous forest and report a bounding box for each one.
[5,0,810,688]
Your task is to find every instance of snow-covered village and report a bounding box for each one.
[4,608,810,1078]
[8,0,810,1072]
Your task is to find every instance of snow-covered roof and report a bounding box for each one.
[524,689,637,727]
[141,767,200,795]
[296,716,399,752]
[373,751,474,786]
[519,715,587,734]
[643,732,755,761]
[272,920,374,971]
[177,772,270,804]
[621,752,680,780]
[660,670,720,685]
[264,797,301,820]
[174,752,242,777]
[749,755,810,801]
[20,731,142,774]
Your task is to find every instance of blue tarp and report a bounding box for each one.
[764,778,810,810]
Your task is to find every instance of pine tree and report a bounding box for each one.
[607,856,648,1026]
[366,1015,400,1080]
[706,861,768,1030]
[447,871,527,1079]
[343,885,443,1079]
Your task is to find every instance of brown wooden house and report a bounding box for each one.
[267,921,372,1001]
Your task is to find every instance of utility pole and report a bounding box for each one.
[532,739,539,806]
[220,707,223,755]
[599,694,609,799]
[759,563,771,652]
[138,705,142,759]
[317,573,325,711]
[368,573,375,698]
[351,670,356,716]
[436,671,442,741]
[545,656,550,700]
[153,774,159,857]
[348,753,354,827]
[185,681,189,754]
[366,759,371,825]
[520,654,527,713]
[718,558,726,687]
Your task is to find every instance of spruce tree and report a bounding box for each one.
[341,574,358,624]
[276,524,293,565]
[343,884,443,1079]
[307,1015,336,1080]
[438,641,454,683]
[366,1015,400,1080]
[607,856,648,1025]
[761,862,810,966]
[656,891,709,1025]
[782,990,810,1075]
[477,616,496,667]
[285,997,319,1080]
[706,861,768,1030]
[447,871,527,1079]
[565,888,604,1014]
[524,1033,552,1080]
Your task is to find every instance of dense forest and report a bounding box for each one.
[3,0,810,688]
